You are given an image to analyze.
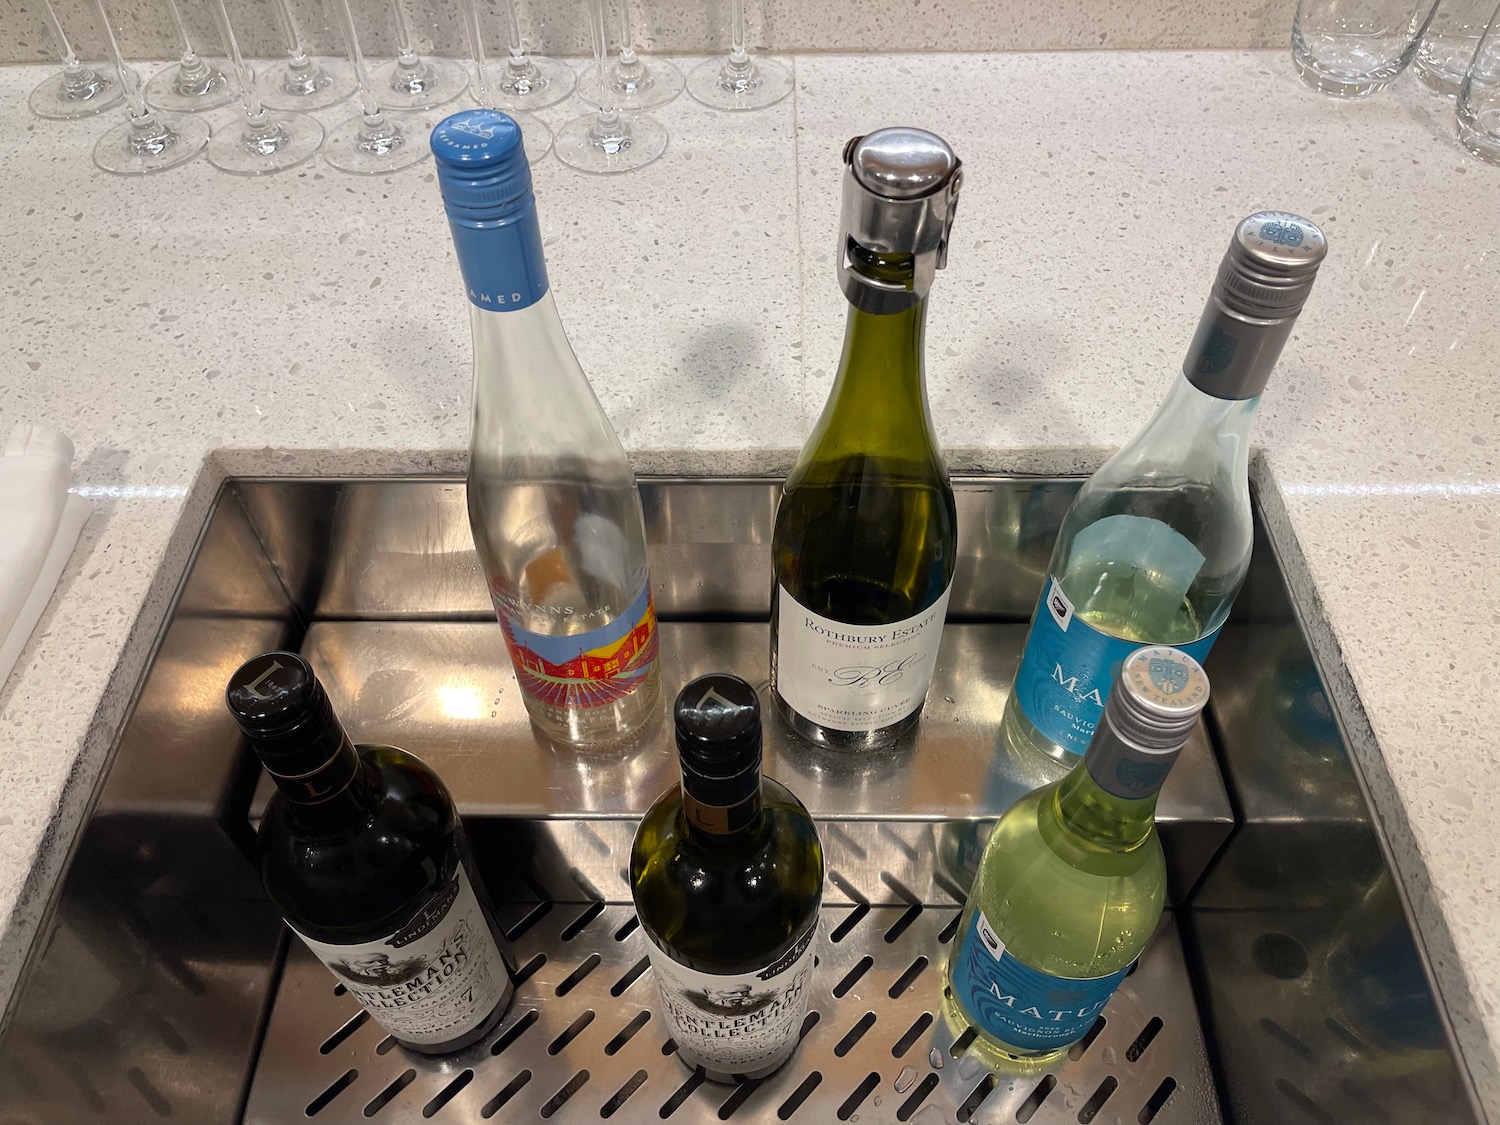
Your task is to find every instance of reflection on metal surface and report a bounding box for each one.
[245,847,1218,1125]
[0,475,1483,1125]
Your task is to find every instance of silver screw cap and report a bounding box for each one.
[1107,646,1210,751]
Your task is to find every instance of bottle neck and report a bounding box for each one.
[1051,761,1159,851]
[681,768,764,844]
[263,730,378,832]
[1116,371,1259,485]
[809,263,935,464]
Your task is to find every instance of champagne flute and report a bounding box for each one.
[460,0,551,163]
[578,0,683,110]
[88,0,207,173]
[324,0,434,173]
[207,0,324,175]
[555,0,666,173]
[370,0,468,110]
[144,0,236,112]
[489,0,575,110]
[686,0,791,110]
[28,0,121,119]
[254,0,356,111]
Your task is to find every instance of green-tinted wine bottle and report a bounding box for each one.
[1003,212,1327,763]
[630,674,824,1082]
[227,652,513,1055]
[771,127,962,751]
[946,646,1209,1062]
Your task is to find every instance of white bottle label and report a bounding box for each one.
[645,924,817,1078]
[294,865,512,1048]
[775,582,952,733]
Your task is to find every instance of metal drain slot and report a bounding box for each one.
[245,881,1218,1125]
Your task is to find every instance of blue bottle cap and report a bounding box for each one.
[431,109,532,222]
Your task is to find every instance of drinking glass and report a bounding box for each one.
[1457,1,1500,161]
[556,0,667,172]
[459,0,551,163]
[489,0,575,110]
[1292,0,1440,96]
[28,0,121,119]
[88,0,207,173]
[144,0,236,111]
[1416,0,1497,93]
[254,0,356,111]
[369,0,468,109]
[208,0,324,174]
[324,0,433,173]
[687,0,791,110]
[579,0,683,110]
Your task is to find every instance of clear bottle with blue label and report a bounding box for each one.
[946,646,1209,1062]
[1002,212,1327,763]
[431,110,661,747]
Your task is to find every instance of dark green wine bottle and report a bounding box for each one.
[629,674,824,1082]
[771,127,962,751]
[226,652,513,1054]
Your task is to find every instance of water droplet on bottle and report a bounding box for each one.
[894,1066,918,1093]
[928,1046,945,1069]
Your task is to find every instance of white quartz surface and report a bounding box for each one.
[0,49,1497,1117]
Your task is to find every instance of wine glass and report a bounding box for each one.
[578,0,683,110]
[144,0,237,111]
[687,0,792,110]
[459,0,551,164]
[488,0,575,110]
[88,0,207,173]
[207,0,324,175]
[254,0,356,111]
[28,0,121,120]
[323,0,434,173]
[555,0,667,173]
[369,0,468,110]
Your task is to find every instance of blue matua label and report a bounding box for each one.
[953,910,1130,1053]
[1012,578,1218,757]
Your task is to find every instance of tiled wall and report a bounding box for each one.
[7,0,1296,66]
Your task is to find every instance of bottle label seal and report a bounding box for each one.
[1012,578,1218,757]
[293,865,512,1047]
[496,581,659,712]
[644,921,817,1078]
[951,909,1131,1053]
[774,582,951,733]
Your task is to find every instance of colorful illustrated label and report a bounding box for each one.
[498,582,659,711]
[1012,579,1218,757]
[295,866,511,1047]
[645,924,817,1078]
[952,910,1130,1053]
[775,583,951,733]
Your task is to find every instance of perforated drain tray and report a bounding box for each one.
[244,823,1220,1125]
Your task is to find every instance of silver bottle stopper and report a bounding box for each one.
[838,127,963,314]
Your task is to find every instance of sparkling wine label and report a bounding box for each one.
[953,910,1131,1053]
[645,924,817,1078]
[1012,579,1219,757]
[496,582,659,712]
[775,583,951,733]
[295,866,511,1047]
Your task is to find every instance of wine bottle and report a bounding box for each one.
[1003,211,1327,762]
[227,651,513,1054]
[946,646,1208,1061]
[431,109,661,747]
[771,127,963,751]
[630,674,824,1082]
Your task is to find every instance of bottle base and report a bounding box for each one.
[672,1038,801,1085]
[771,689,922,753]
[999,693,1080,767]
[521,665,664,750]
[394,980,515,1055]
[939,984,1068,1072]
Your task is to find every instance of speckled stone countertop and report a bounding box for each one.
[1,49,1497,1117]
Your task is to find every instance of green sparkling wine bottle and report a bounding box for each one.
[771,127,963,752]
[630,674,824,1082]
[947,647,1209,1062]
[1003,212,1327,763]
[227,652,513,1055]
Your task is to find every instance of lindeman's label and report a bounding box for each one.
[644,923,817,1079]
[294,865,511,1047]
